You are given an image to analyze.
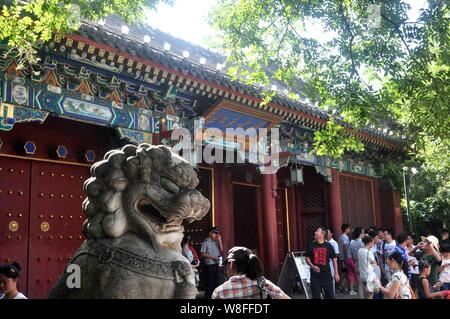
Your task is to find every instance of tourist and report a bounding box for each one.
[344,226,358,296]
[441,229,450,248]
[357,235,378,299]
[188,236,200,263]
[0,262,27,299]
[326,228,339,294]
[438,244,450,291]
[382,228,397,282]
[349,226,364,297]
[338,223,351,292]
[367,231,382,278]
[393,233,411,278]
[366,225,376,234]
[406,233,420,295]
[306,227,339,299]
[200,226,224,299]
[374,251,413,299]
[182,235,200,287]
[417,260,450,299]
[368,230,384,299]
[212,246,290,299]
[376,228,384,262]
[408,235,442,287]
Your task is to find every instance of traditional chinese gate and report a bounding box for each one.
[0,157,31,294]
[0,156,89,298]
[295,166,329,249]
[232,183,262,255]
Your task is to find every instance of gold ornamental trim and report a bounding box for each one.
[41,222,50,232]
[9,220,19,232]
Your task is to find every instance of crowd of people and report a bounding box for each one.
[318,224,450,299]
[2,224,449,300]
[181,226,290,299]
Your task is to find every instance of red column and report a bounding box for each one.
[392,190,403,234]
[286,186,299,252]
[372,178,382,227]
[329,169,343,237]
[261,173,279,280]
[214,164,234,255]
[378,179,404,234]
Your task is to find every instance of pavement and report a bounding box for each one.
[196,290,360,299]
[291,290,359,299]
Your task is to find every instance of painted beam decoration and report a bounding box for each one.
[204,99,281,133]
[199,99,282,151]
[0,102,48,131]
[0,72,161,135]
[0,49,186,144]
[291,151,379,179]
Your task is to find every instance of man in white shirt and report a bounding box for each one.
[338,223,351,292]
[327,228,340,295]
[382,228,397,281]
[358,234,377,299]
[406,233,420,294]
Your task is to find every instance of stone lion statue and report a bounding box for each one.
[49,144,210,298]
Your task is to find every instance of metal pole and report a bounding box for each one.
[403,170,413,232]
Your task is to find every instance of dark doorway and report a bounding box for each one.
[232,184,259,253]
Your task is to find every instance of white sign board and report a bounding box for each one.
[278,252,312,299]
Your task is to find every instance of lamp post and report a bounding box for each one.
[402,166,418,233]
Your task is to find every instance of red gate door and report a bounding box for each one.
[0,157,31,294]
[27,161,89,299]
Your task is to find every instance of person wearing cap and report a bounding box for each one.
[212,246,290,299]
[200,226,223,299]
[408,235,442,287]
[0,262,27,299]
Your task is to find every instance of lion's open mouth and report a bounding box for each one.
[136,197,183,233]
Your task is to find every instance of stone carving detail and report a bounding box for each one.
[49,144,210,298]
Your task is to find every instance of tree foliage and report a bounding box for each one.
[210,0,449,164]
[0,0,170,67]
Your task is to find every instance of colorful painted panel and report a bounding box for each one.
[0,74,165,134]
[117,128,152,144]
[0,103,48,131]
[291,152,379,178]
[203,99,281,137]
[63,98,113,122]
[205,108,271,135]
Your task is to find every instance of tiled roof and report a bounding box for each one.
[73,15,403,148]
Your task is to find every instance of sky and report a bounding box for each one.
[145,0,218,47]
[144,0,428,48]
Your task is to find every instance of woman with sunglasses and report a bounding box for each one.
[0,262,27,299]
[212,246,290,299]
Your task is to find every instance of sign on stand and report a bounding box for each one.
[277,252,312,299]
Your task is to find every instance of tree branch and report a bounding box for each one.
[337,1,370,89]
[380,13,412,56]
